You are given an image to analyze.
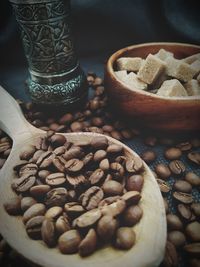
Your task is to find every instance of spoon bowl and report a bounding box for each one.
[0,86,166,267]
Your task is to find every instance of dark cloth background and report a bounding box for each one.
[0,0,200,100]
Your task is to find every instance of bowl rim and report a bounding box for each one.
[107,42,200,101]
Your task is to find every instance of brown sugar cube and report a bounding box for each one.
[126,72,147,90]
[116,57,143,72]
[115,70,127,80]
[183,53,200,64]
[191,60,200,76]
[137,54,166,84]
[184,79,200,96]
[165,57,196,82]
[155,49,174,61]
[157,79,188,97]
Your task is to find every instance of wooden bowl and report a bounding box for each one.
[0,86,166,267]
[104,42,200,132]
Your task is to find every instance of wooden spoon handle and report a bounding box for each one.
[0,86,38,141]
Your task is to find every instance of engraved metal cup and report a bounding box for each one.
[9,0,88,106]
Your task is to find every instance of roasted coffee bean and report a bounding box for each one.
[176,141,192,151]
[98,196,120,207]
[63,147,83,161]
[30,185,51,198]
[25,216,44,239]
[173,192,193,204]
[65,158,84,173]
[82,152,93,166]
[166,214,183,230]
[41,218,56,247]
[79,229,97,257]
[45,188,68,207]
[58,230,81,254]
[115,155,127,166]
[75,209,102,228]
[12,174,36,193]
[93,150,107,162]
[168,231,186,247]
[155,163,171,179]
[107,144,123,154]
[188,151,200,165]
[90,136,108,150]
[21,197,37,212]
[110,162,125,181]
[115,227,135,250]
[191,203,200,217]
[59,113,73,125]
[66,175,86,187]
[122,191,141,206]
[177,204,193,221]
[50,134,66,148]
[141,150,157,163]
[185,222,200,242]
[89,169,105,185]
[23,203,46,223]
[30,150,44,163]
[101,199,126,217]
[185,172,200,187]
[53,146,66,156]
[45,206,63,220]
[19,163,38,177]
[157,179,171,193]
[126,175,144,192]
[125,156,143,173]
[55,215,71,235]
[163,241,178,267]
[102,180,123,196]
[164,147,182,160]
[99,158,109,171]
[174,180,192,193]
[36,151,55,168]
[70,122,83,132]
[123,205,143,226]
[4,197,21,215]
[183,243,200,257]
[38,170,51,182]
[81,186,104,210]
[20,145,36,160]
[169,160,186,175]
[97,215,118,241]
[64,203,85,217]
[52,156,66,172]
[46,173,66,186]
[75,140,91,148]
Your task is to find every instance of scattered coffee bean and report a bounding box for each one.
[176,141,192,151]
[164,147,182,160]
[157,179,171,193]
[141,150,157,163]
[155,163,171,179]
[162,241,178,267]
[173,192,193,204]
[185,222,200,242]
[168,230,186,247]
[185,172,200,187]
[177,204,193,221]
[166,214,183,230]
[169,160,186,176]
[187,151,200,165]
[174,180,192,193]
[183,243,200,257]
[191,203,200,217]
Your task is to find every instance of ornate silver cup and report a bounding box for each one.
[9,0,88,106]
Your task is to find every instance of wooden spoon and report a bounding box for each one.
[0,86,166,267]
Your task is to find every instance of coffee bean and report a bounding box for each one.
[21,197,37,212]
[52,156,66,172]
[122,191,141,206]
[177,204,192,221]
[102,180,123,196]
[191,203,200,217]
[65,158,84,173]
[126,175,144,192]
[19,163,38,177]
[141,150,157,163]
[45,206,63,220]
[63,147,83,161]
[173,192,193,204]
[97,215,118,241]
[66,174,86,187]
[46,173,66,186]
[157,179,171,193]
[169,160,186,175]
[99,158,109,171]
[98,196,121,207]
[12,174,36,193]
[20,145,36,160]
[36,151,55,168]
[115,227,135,250]
[58,230,81,254]
[107,144,123,154]
[187,151,200,165]
[50,134,66,148]
[45,188,68,207]
[81,186,104,210]
[166,214,183,230]
[55,215,71,235]
[144,136,157,146]
[82,152,93,166]
[38,170,51,182]
[41,218,56,247]
[4,197,21,215]
[185,172,200,187]
[89,169,105,185]
[59,113,73,125]
[191,138,200,148]
[90,136,108,150]
[174,180,192,193]
[110,162,125,181]
[25,215,44,239]
[168,231,186,247]
[183,243,200,257]
[163,241,178,267]
[75,209,102,228]
[64,203,85,218]
[101,199,126,217]
[23,203,46,223]
[93,150,107,162]
[79,229,97,257]
[155,163,171,179]
[164,148,182,160]
[70,122,83,132]
[123,205,143,226]
[176,141,192,151]
[185,222,200,242]
[125,156,143,173]
[30,185,51,198]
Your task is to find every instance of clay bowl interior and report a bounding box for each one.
[0,87,166,267]
[105,42,200,132]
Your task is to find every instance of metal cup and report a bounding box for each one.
[9,0,88,106]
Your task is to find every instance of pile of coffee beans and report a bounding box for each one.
[4,131,144,256]
[0,72,199,267]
